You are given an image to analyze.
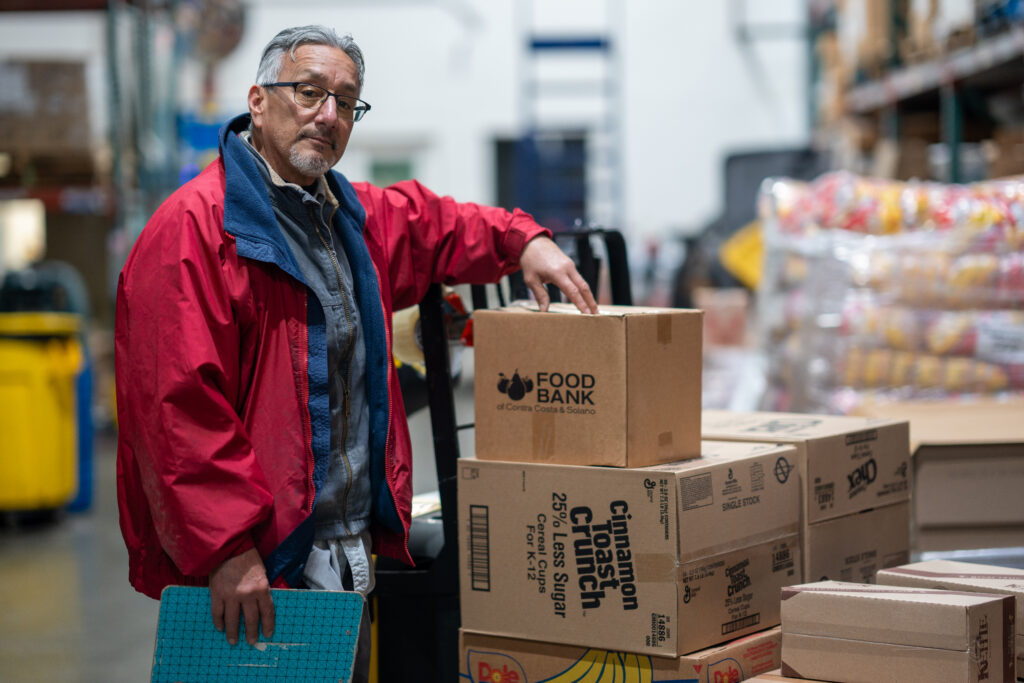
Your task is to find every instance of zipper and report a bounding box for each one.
[309,204,356,536]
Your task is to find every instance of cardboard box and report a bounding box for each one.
[877,559,1024,674]
[851,399,1024,549]
[746,672,821,682]
[473,302,703,467]
[458,441,802,656]
[459,626,782,682]
[805,501,911,583]
[700,410,911,526]
[780,581,1016,682]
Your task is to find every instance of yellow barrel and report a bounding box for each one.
[0,312,82,510]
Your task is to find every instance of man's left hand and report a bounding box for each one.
[519,235,599,314]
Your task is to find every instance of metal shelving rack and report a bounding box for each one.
[844,24,1024,183]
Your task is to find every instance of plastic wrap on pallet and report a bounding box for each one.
[758,171,1024,413]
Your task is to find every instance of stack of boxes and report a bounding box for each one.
[700,411,912,583]
[458,302,920,680]
[461,303,789,679]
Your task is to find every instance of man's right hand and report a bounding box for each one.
[209,548,275,646]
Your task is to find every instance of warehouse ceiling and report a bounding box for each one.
[0,1,171,11]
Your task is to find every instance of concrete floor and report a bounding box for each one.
[0,432,160,682]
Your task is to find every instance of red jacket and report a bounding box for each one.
[115,114,546,599]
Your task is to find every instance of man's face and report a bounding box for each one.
[248,44,359,185]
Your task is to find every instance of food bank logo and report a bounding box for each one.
[498,370,597,405]
[497,370,533,401]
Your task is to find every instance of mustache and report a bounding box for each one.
[297,129,337,151]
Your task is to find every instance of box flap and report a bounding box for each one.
[500,299,697,317]
[702,409,904,440]
[851,398,1024,450]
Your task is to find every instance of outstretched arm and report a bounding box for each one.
[519,235,599,314]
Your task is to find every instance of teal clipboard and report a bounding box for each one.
[152,586,363,683]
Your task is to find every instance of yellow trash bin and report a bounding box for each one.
[0,312,82,511]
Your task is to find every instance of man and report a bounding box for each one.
[115,24,597,680]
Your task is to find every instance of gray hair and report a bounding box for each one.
[255,25,365,90]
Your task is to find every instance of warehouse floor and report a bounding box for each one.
[0,431,160,682]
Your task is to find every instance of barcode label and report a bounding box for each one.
[469,505,491,591]
[721,612,760,635]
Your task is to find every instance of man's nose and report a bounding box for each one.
[315,95,339,125]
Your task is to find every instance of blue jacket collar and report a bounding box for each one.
[217,113,368,281]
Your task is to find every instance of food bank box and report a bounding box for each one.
[805,501,910,583]
[877,559,1024,674]
[473,303,703,467]
[780,581,1016,683]
[700,411,910,525]
[459,626,782,683]
[458,441,801,656]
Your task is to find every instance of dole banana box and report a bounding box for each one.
[877,559,1024,674]
[473,302,703,468]
[459,626,782,683]
[780,581,1016,683]
[458,441,801,657]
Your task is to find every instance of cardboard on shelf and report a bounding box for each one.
[915,526,1024,553]
[856,398,1024,529]
[877,559,1024,674]
[473,302,703,468]
[805,501,910,583]
[701,410,911,526]
[457,441,801,656]
[780,580,1016,683]
[458,626,782,683]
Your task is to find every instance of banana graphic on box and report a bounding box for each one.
[541,648,654,683]
[467,647,654,683]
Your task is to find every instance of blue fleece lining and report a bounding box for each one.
[219,116,307,285]
[305,299,331,494]
[263,516,314,587]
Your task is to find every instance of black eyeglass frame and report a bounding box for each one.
[262,81,372,121]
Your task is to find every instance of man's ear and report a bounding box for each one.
[248,84,265,127]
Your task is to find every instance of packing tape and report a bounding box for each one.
[657,431,673,460]
[631,552,677,580]
[532,412,557,461]
[657,316,672,344]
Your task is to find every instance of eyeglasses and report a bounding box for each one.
[263,82,371,122]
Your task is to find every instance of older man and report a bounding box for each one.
[115,24,596,680]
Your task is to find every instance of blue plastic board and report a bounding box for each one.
[152,586,362,683]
